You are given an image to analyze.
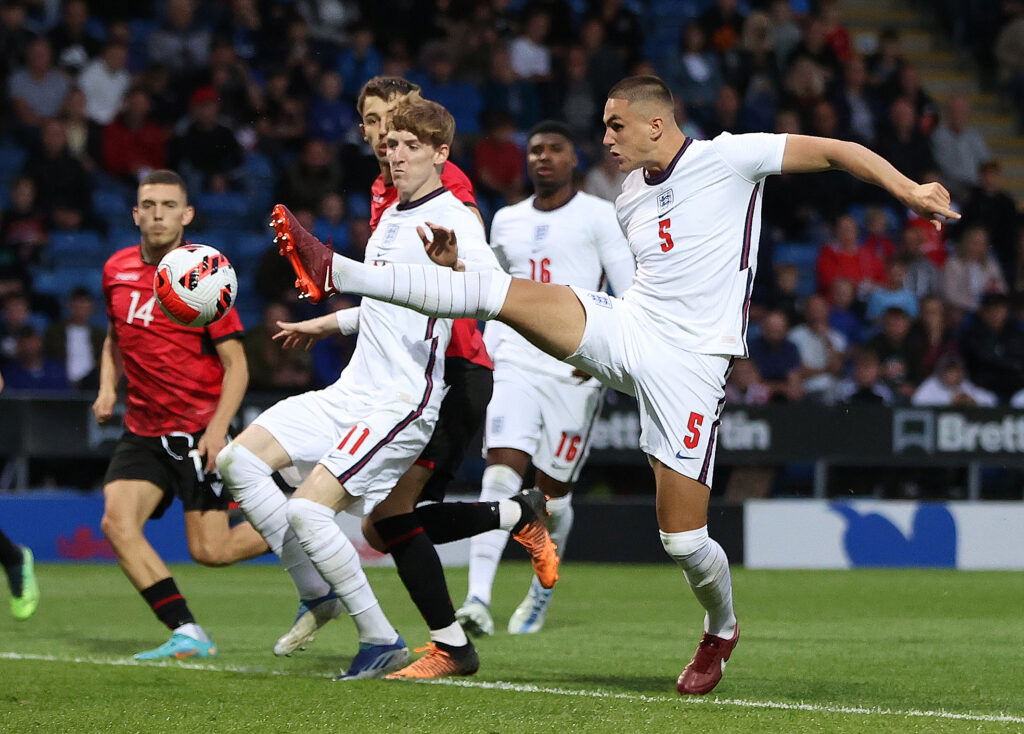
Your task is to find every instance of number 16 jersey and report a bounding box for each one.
[102,244,244,437]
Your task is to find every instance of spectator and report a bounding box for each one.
[59,88,103,173]
[762,262,801,327]
[312,193,351,254]
[862,206,896,262]
[336,24,382,94]
[47,0,101,74]
[509,10,553,81]
[942,226,1007,316]
[102,87,169,183]
[835,348,894,404]
[867,27,903,89]
[788,17,841,80]
[579,17,624,103]
[8,37,71,129]
[907,295,959,382]
[169,87,243,190]
[994,6,1024,131]
[418,50,483,137]
[816,214,885,297]
[747,309,803,402]
[889,64,938,134]
[788,294,847,403]
[0,4,34,81]
[43,287,104,388]
[830,54,878,146]
[1,177,47,265]
[256,72,308,157]
[560,46,600,141]
[781,56,827,127]
[820,0,853,64]
[583,148,626,203]
[205,40,260,129]
[865,259,919,323]
[699,0,746,58]
[474,113,525,208]
[21,118,92,223]
[243,302,312,392]
[2,326,70,391]
[482,46,542,132]
[703,85,744,137]
[960,292,1024,402]
[827,277,864,346]
[960,160,1020,277]
[591,0,644,66]
[733,11,778,133]
[930,96,992,198]
[912,352,997,407]
[898,227,940,300]
[866,306,917,400]
[78,42,130,125]
[280,139,343,213]
[875,96,937,184]
[148,0,212,75]
[671,23,724,127]
[0,293,33,359]
[767,0,802,71]
[307,70,354,146]
[903,169,950,268]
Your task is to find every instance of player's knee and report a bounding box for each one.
[188,539,231,567]
[659,526,710,560]
[361,516,387,553]
[285,497,320,536]
[100,510,137,545]
[216,441,252,492]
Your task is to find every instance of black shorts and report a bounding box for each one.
[103,430,230,519]
[417,357,493,503]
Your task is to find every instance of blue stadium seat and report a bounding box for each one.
[48,231,106,268]
[190,228,234,257]
[0,145,27,185]
[196,192,250,229]
[773,242,819,297]
[58,266,105,298]
[93,188,132,228]
[234,231,271,260]
[346,193,371,221]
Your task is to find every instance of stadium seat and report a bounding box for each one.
[346,194,371,221]
[0,145,27,187]
[49,231,105,268]
[196,192,250,230]
[234,231,271,260]
[773,242,819,297]
[93,188,132,229]
[190,229,234,257]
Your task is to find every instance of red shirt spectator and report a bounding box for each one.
[102,88,167,181]
[817,214,886,294]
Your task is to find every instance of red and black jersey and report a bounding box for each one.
[102,245,245,437]
[368,162,491,370]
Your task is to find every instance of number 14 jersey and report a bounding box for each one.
[102,244,244,437]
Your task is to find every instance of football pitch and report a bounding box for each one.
[2,563,1021,733]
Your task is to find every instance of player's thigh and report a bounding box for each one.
[562,288,637,397]
[486,447,531,477]
[484,365,543,459]
[636,351,730,480]
[248,389,351,476]
[371,463,434,520]
[498,281,587,361]
[102,479,166,531]
[532,378,604,485]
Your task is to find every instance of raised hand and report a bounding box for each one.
[417,221,460,269]
[273,319,328,351]
[903,182,960,230]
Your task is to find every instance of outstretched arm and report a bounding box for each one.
[781,135,960,229]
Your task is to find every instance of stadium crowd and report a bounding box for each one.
[0,0,1021,409]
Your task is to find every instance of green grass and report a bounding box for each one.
[1,563,1022,733]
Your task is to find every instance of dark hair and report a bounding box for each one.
[138,169,188,200]
[389,97,455,148]
[527,120,575,146]
[980,292,1010,309]
[69,287,92,300]
[607,75,674,110]
[357,76,421,117]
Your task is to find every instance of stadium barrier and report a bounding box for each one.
[2,394,1023,498]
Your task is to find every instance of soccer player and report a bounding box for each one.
[96,169,267,660]
[279,75,959,694]
[0,529,38,620]
[220,97,544,679]
[456,120,634,637]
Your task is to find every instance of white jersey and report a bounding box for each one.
[617,132,788,356]
[489,191,635,378]
[339,187,496,404]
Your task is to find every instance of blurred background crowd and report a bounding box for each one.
[0,0,1022,413]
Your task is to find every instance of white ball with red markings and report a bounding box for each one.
[153,244,238,327]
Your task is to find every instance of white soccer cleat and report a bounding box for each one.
[507,577,554,635]
[273,594,344,656]
[455,596,494,638]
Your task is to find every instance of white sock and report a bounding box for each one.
[497,499,522,531]
[660,527,737,639]
[175,622,210,642]
[466,464,522,606]
[218,443,331,601]
[429,620,469,647]
[332,254,511,320]
[286,498,397,645]
[546,491,574,557]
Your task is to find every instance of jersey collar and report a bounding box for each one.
[644,137,693,186]
[396,185,447,211]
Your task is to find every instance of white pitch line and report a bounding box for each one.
[2,651,1022,725]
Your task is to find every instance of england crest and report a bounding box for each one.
[657,188,674,214]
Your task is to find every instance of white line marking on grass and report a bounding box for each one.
[3,651,1022,725]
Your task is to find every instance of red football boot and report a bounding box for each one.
[676,623,739,695]
[270,203,336,303]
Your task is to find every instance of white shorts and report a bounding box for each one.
[483,362,604,483]
[251,386,438,516]
[566,288,732,486]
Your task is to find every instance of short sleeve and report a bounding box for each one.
[712,132,788,182]
[208,306,245,342]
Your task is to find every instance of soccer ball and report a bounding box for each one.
[153,244,238,327]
